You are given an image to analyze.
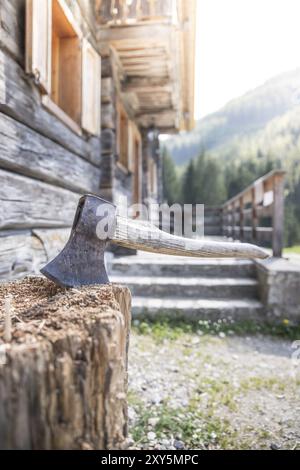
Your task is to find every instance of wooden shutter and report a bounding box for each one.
[82,39,101,136]
[26,0,52,94]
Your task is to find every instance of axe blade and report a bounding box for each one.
[41,195,116,287]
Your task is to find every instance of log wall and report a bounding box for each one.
[0,0,102,281]
[100,55,133,204]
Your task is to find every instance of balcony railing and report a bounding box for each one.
[97,0,174,25]
[222,169,286,257]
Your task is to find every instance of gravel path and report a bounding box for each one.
[127,326,300,450]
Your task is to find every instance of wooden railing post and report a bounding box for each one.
[272,173,285,257]
[230,204,234,239]
[224,206,228,237]
[229,204,233,239]
[239,196,244,241]
[251,187,257,242]
[222,206,226,237]
[226,207,229,237]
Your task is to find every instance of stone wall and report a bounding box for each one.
[256,258,300,322]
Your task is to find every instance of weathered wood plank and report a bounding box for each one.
[0,170,80,229]
[98,24,171,45]
[0,112,101,193]
[137,109,177,129]
[0,49,101,165]
[102,103,115,129]
[0,0,25,65]
[0,230,45,280]
[0,228,70,281]
[101,77,114,104]
[33,228,70,260]
[101,56,113,77]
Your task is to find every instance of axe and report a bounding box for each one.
[41,194,269,287]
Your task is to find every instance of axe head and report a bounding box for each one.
[41,195,116,288]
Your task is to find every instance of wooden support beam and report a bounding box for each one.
[272,172,285,257]
[136,109,177,129]
[98,24,171,45]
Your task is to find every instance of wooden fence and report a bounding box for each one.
[222,170,286,257]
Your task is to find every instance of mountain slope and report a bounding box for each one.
[165,68,300,165]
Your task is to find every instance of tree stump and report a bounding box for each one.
[0,277,131,450]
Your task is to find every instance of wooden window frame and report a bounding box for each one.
[44,0,83,134]
[42,95,82,135]
[26,0,52,94]
[26,0,101,136]
[81,39,101,136]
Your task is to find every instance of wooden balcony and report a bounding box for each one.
[96,0,174,25]
[96,0,195,133]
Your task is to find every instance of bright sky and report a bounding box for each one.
[195,0,300,119]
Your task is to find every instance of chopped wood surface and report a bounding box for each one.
[0,277,123,344]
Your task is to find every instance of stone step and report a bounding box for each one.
[131,297,264,321]
[110,275,259,299]
[111,257,256,278]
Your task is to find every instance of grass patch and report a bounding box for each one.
[284,245,300,255]
[128,374,291,450]
[128,373,250,449]
[128,392,239,449]
[133,319,193,342]
[195,377,238,412]
[132,316,300,342]
[240,376,287,393]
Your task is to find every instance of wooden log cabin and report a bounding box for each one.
[0,0,195,280]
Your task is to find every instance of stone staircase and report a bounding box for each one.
[109,253,264,321]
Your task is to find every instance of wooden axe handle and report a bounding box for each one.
[112,215,269,259]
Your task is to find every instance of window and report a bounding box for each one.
[26,0,101,135]
[51,0,81,125]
